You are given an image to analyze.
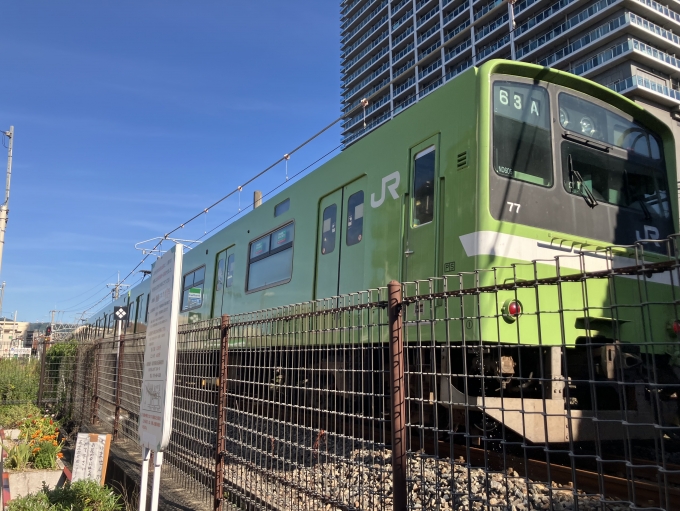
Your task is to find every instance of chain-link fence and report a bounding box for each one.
[42,238,680,510]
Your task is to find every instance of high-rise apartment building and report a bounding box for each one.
[340,0,680,147]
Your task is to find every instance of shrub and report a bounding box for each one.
[7,481,123,511]
[0,403,41,428]
[0,358,39,404]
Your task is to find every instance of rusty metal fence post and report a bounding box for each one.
[91,342,100,425]
[37,339,48,406]
[113,335,126,441]
[388,280,407,511]
[214,314,230,511]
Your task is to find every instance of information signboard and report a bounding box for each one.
[71,433,111,485]
[138,244,183,452]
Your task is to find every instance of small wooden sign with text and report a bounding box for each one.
[71,433,111,485]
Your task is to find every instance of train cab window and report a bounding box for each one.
[346,191,364,245]
[413,147,435,226]
[226,254,235,288]
[321,204,337,254]
[275,198,290,217]
[493,81,552,187]
[181,266,206,311]
[247,223,294,291]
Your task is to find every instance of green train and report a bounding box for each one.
[87,59,679,443]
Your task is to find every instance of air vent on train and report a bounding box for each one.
[457,151,468,169]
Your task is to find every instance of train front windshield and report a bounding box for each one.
[491,79,674,249]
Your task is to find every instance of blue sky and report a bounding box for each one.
[0,1,342,322]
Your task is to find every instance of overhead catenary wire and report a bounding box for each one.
[74,88,393,318]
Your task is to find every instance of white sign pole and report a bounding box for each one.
[138,448,150,511]
[150,451,163,511]
[137,244,183,511]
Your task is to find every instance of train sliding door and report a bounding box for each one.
[404,136,439,283]
[315,190,343,299]
[315,177,367,299]
[212,246,236,317]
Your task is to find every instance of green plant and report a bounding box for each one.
[7,481,123,511]
[0,403,41,428]
[32,440,61,469]
[2,439,32,471]
[0,358,39,404]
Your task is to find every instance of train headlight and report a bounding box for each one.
[501,299,523,323]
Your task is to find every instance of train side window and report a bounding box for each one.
[321,204,337,255]
[145,294,150,322]
[226,254,235,288]
[247,223,294,291]
[346,191,364,246]
[215,254,226,292]
[181,266,206,311]
[275,198,290,217]
[413,147,435,226]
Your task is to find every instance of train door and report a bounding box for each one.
[315,189,343,298]
[212,246,236,317]
[338,178,366,295]
[404,137,439,283]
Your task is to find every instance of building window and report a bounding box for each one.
[181,266,206,311]
[275,198,290,217]
[247,223,294,291]
[322,204,337,255]
[346,191,364,246]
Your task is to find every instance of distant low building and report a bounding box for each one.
[0,318,31,358]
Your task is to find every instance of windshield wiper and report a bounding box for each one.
[568,154,598,209]
[636,198,653,220]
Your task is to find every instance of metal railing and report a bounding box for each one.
[51,236,680,510]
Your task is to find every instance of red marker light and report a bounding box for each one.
[673,320,680,335]
[508,301,521,317]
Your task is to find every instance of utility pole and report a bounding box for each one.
[0,281,5,319]
[107,271,130,301]
[0,126,14,278]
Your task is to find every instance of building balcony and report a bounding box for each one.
[514,0,580,44]
[417,5,440,28]
[418,58,442,79]
[343,111,392,145]
[342,31,389,73]
[419,40,442,60]
[516,0,620,60]
[476,33,511,62]
[342,0,389,46]
[343,61,391,100]
[474,0,506,24]
[608,73,680,106]
[444,18,471,44]
[573,38,680,79]
[418,21,441,45]
[343,22,389,61]
[392,9,414,31]
[445,58,474,81]
[391,0,411,18]
[393,25,415,47]
[393,75,416,98]
[393,42,415,66]
[342,0,382,32]
[445,37,472,62]
[443,0,470,30]
[419,77,443,97]
[343,46,390,88]
[475,12,509,45]
[536,12,680,69]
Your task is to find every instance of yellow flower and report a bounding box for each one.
[52,441,58,446]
